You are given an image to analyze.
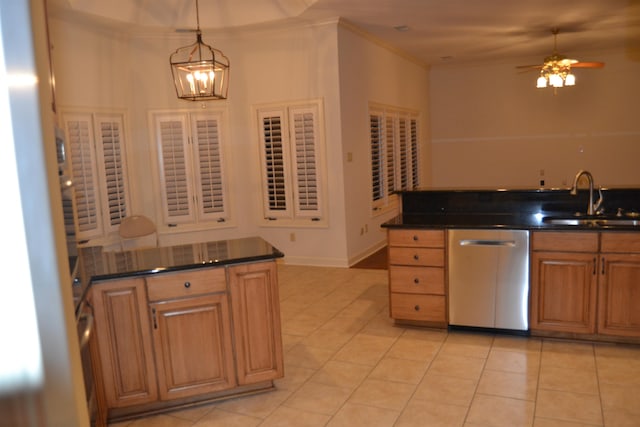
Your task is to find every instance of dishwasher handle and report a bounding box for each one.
[458,239,516,247]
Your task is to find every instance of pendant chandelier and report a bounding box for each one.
[170,0,230,101]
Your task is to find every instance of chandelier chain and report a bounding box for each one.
[195,0,201,31]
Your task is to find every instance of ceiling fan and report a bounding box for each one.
[517,28,604,89]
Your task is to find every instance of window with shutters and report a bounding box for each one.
[255,100,327,226]
[152,110,230,229]
[62,111,130,241]
[370,104,420,215]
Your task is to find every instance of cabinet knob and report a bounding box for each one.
[413,278,420,284]
[414,305,420,311]
[413,254,419,261]
[184,281,191,288]
[412,235,419,241]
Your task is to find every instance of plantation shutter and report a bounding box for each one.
[257,100,326,224]
[369,104,421,213]
[154,111,229,227]
[65,114,103,238]
[95,114,128,232]
[290,105,322,218]
[259,109,292,219]
[191,113,227,221]
[156,114,194,223]
[385,115,396,194]
[370,112,384,204]
[398,116,409,190]
[410,118,419,189]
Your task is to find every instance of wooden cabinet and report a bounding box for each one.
[147,269,236,400]
[387,229,447,326]
[598,233,640,337]
[531,231,640,339]
[530,232,599,335]
[530,249,598,334]
[90,260,283,420]
[91,278,158,408]
[228,262,284,384]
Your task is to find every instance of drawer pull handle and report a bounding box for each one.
[414,305,420,311]
[184,281,191,288]
[414,278,420,284]
[413,254,419,261]
[413,235,419,241]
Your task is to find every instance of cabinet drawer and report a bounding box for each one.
[146,268,226,301]
[389,247,444,267]
[601,232,640,253]
[390,293,446,323]
[532,231,598,252]
[388,229,444,248]
[389,266,445,295]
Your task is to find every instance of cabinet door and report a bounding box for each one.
[91,278,157,408]
[598,254,640,337]
[150,294,236,400]
[530,252,597,334]
[228,262,284,384]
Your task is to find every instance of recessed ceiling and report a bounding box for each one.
[48,0,640,65]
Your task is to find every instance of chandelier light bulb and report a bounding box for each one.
[549,73,563,87]
[565,73,576,86]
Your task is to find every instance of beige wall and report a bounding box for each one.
[337,24,430,264]
[49,14,430,266]
[429,50,640,189]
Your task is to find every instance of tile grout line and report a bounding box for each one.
[388,327,447,426]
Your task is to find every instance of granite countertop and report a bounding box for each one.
[383,213,540,229]
[73,236,284,312]
[382,213,640,231]
[383,188,640,231]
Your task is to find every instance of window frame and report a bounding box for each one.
[150,108,233,231]
[61,109,132,242]
[369,103,421,216]
[254,99,328,227]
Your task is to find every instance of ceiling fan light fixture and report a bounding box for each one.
[522,28,603,92]
[536,58,575,89]
[170,0,230,101]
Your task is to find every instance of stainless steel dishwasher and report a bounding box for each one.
[448,229,530,332]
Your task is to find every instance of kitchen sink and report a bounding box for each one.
[542,216,640,227]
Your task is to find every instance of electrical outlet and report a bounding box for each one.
[290,233,296,242]
[364,224,368,233]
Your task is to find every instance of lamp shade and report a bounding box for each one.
[170,32,230,101]
[536,76,547,88]
[564,73,576,86]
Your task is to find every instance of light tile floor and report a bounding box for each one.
[109,264,640,427]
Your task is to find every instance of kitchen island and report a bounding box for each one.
[382,188,640,344]
[76,237,285,424]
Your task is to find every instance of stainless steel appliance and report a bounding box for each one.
[448,229,530,332]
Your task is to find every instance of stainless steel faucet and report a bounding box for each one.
[570,170,603,216]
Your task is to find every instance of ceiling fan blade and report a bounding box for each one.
[572,61,605,68]
[515,64,542,70]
